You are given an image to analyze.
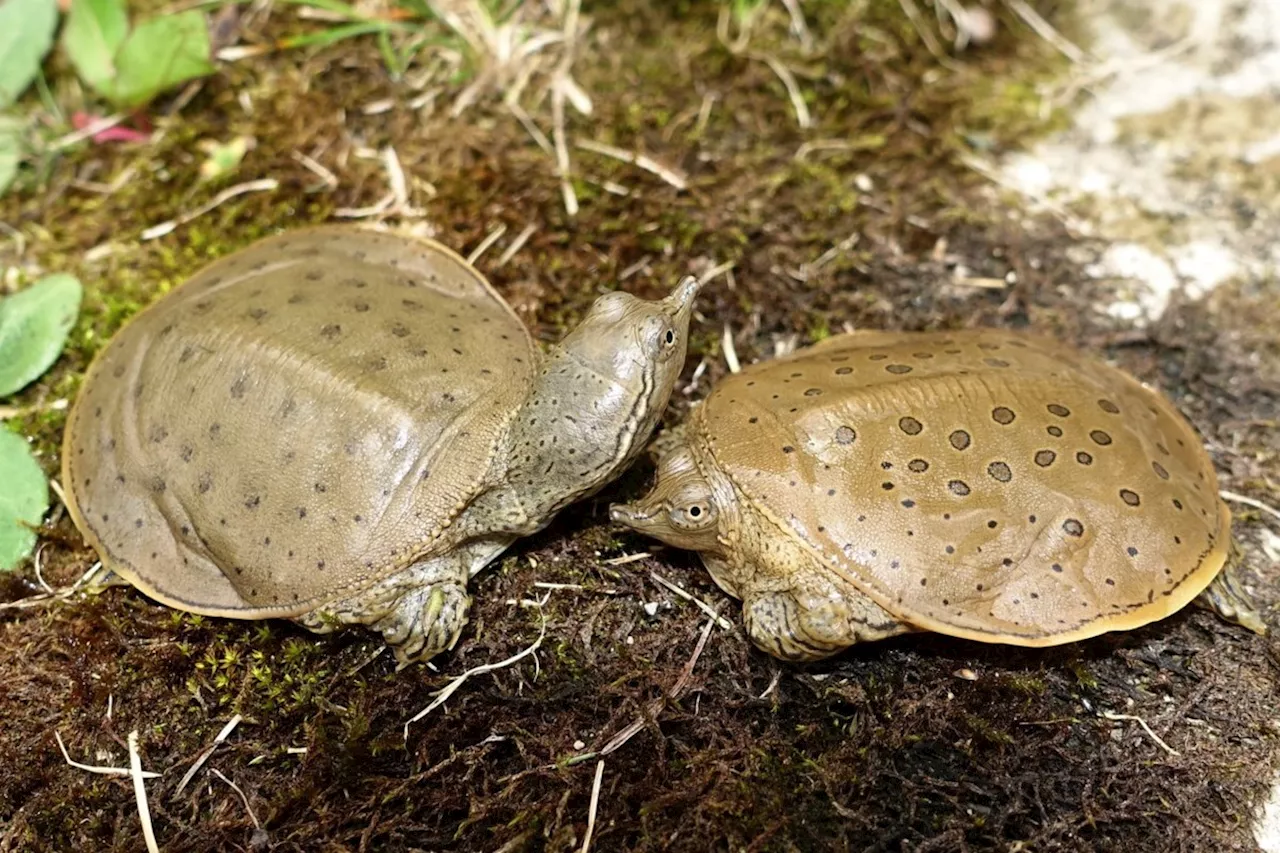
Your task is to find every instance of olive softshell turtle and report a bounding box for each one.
[611,329,1263,661]
[63,225,701,664]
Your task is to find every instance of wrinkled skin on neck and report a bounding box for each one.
[465,277,702,536]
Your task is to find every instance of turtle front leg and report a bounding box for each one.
[297,536,511,667]
[738,565,915,662]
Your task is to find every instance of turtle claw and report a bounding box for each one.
[1197,566,1268,635]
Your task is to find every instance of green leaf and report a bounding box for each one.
[0,429,48,572]
[62,0,130,95]
[0,273,83,397]
[108,11,215,108]
[0,115,23,196]
[0,0,59,108]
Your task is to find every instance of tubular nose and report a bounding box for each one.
[664,275,701,311]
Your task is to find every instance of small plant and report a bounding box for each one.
[0,273,83,570]
[0,0,217,195]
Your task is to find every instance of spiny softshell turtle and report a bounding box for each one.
[63,225,700,665]
[611,329,1263,661]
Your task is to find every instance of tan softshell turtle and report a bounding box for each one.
[611,329,1264,661]
[63,225,700,665]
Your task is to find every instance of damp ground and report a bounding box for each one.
[2,2,1278,851]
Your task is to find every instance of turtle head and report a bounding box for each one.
[560,275,700,402]
[610,445,723,553]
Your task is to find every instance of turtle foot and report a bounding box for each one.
[1196,567,1268,635]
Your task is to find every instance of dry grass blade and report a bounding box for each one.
[467,223,508,264]
[1101,711,1179,756]
[750,52,812,129]
[141,179,278,240]
[210,768,261,829]
[650,571,733,630]
[2,561,107,612]
[1002,0,1087,63]
[1220,490,1280,525]
[575,140,687,190]
[722,323,741,373]
[497,223,538,266]
[404,605,548,739]
[173,714,243,797]
[55,731,161,779]
[580,759,605,853]
[128,731,160,853]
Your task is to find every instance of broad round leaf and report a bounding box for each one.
[0,0,58,108]
[0,273,83,397]
[0,429,48,571]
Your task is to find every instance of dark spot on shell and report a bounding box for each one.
[908,459,929,473]
[1034,450,1056,467]
[305,270,324,281]
[869,354,888,361]
[1047,425,1063,437]
[882,482,894,490]
[1063,518,1084,537]
[1047,404,1070,417]
[988,461,1012,482]
[804,388,822,397]
[748,417,758,424]
[1090,429,1112,446]
[1098,399,1120,414]
[1173,498,1183,511]
[314,482,327,493]
[945,545,955,554]
[901,499,915,508]
[835,366,852,375]
[1052,563,1063,573]
[150,478,166,493]
[179,445,193,462]
[288,293,305,304]
[781,445,795,454]
[112,365,125,378]
[948,480,970,496]
[1152,461,1170,479]
[1119,489,1141,506]
[354,301,370,312]
[987,519,998,528]
[898,416,923,435]
[835,426,856,445]
[391,323,410,337]
[148,425,168,443]
[991,407,1016,425]
[984,358,1010,368]
[178,346,195,363]
[230,377,248,399]
[297,507,308,518]
[885,364,912,375]
[1127,546,1138,557]
[248,307,268,322]
[949,430,971,451]
[245,495,260,509]
[1076,451,1093,465]
[320,323,342,339]
[198,473,213,494]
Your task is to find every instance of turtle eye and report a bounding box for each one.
[664,328,676,346]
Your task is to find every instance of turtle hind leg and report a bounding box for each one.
[1195,566,1268,636]
[296,536,510,668]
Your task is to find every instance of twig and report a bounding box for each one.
[55,731,161,779]
[496,223,538,267]
[49,114,130,151]
[1220,490,1280,525]
[1101,711,1179,756]
[778,0,813,51]
[404,606,548,739]
[290,150,338,189]
[650,571,734,630]
[599,614,716,755]
[128,731,160,853]
[575,140,688,190]
[467,223,508,264]
[210,768,261,829]
[173,714,243,797]
[697,259,736,286]
[580,760,605,853]
[141,179,278,240]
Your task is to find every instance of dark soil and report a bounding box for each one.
[2,2,1278,852]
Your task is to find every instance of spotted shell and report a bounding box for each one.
[694,328,1230,645]
[62,226,536,617]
